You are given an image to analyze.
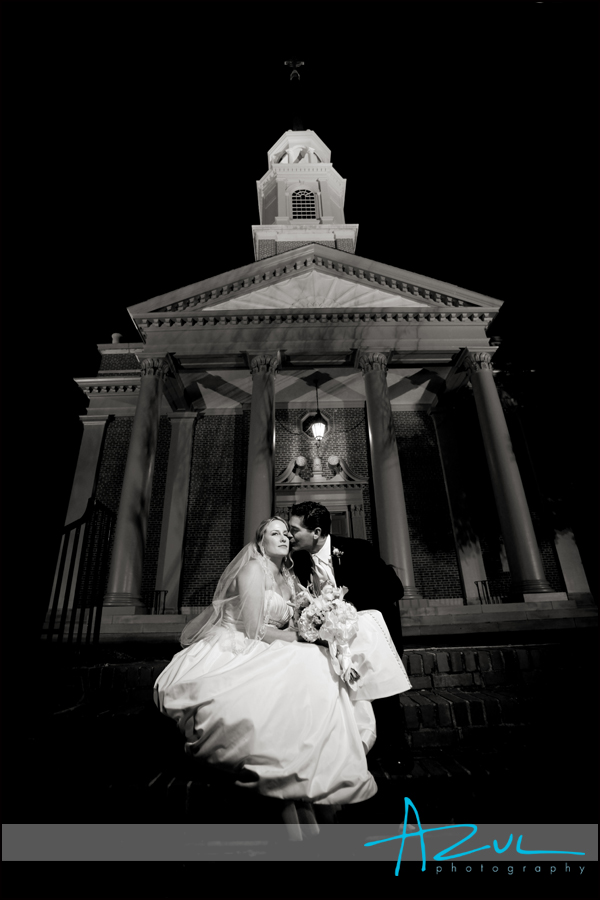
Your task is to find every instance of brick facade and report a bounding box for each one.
[256,240,276,260]
[393,411,463,599]
[276,240,336,254]
[96,417,134,513]
[275,407,373,541]
[257,239,352,260]
[180,413,248,607]
[98,353,141,373]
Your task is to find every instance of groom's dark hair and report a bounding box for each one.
[291,501,331,537]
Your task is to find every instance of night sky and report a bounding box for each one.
[2,1,598,609]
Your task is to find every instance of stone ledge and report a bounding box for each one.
[103,615,187,624]
[402,616,597,636]
[400,598,463,610]
[66,641,594,696]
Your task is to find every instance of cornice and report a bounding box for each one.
[76,376,141,395]
[257,164,345,193]
[252,224,356,234]
[134,308,497,338]
[97,344,145,353]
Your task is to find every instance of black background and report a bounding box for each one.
[1,2,598,895]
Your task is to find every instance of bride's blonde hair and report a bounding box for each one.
[255,517,294,570]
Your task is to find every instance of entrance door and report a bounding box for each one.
[330,510,351,538]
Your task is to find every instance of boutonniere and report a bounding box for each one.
[332,548,344,561]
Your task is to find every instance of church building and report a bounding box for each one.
[47,124,596,644]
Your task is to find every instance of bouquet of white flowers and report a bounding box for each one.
[292,583,361,688]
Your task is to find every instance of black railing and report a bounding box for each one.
[152,590,168,615]
[45,497,115,644]
[474,579,512,605]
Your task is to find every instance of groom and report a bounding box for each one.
[288,501,413,776]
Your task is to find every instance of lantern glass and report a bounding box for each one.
[311,420,326,441]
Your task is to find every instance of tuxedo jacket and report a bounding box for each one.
[292,534,404,654]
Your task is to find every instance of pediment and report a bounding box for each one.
[128,243,503,319]
[204,270,425,311]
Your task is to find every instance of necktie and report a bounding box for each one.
[312,555,334,592]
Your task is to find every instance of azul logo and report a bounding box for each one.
[364,797,586,875]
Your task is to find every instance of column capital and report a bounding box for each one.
[358,351,389,375]
[249,353,280,376]
[464,351,493,374]
[139,357,171,380]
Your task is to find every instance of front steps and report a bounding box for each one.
[18,634,597,828]
[43,594,597,642]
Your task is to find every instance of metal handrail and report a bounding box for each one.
[45,497,115,644]
[474,579,511,605]
[153,590,168,615]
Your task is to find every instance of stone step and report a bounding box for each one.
[43,596,597,641]
[46,639,593,705]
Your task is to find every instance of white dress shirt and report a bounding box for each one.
[311,535,337,588]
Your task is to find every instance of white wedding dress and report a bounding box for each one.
[154,589,412,807]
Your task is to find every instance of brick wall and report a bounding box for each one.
[96,418,133,513]
[141,417,171,603]
[276,240,336,254]
[256,240,276,260]
[180,413,248,606]
[393,411,462,599]
[98,353,141,373]
[275,407,373,540]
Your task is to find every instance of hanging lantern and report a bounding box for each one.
[309,381,327,442]
[310,414,327,442]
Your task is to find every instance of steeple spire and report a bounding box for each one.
[284,59,305,131]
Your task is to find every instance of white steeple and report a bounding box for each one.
[252,129,359,261]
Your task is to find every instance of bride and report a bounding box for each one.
[154,516,412,819]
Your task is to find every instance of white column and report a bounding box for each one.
[49,415,113,614]
[154,411,198,613]
[243,354,278,544]
[554,529,592,599]
[466,352,553,594]
[65,415,113,524]
[359,352,422,600]
[104,357,170,611]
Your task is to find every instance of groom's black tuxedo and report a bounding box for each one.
[292,534,405,656]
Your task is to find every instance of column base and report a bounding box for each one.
[523,591,568,603]
[103,592,147,613]
[101,606,149,616]
[513,579,555,593]
[401,587,423,602]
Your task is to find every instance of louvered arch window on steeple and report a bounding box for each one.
[291,189,317,219]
